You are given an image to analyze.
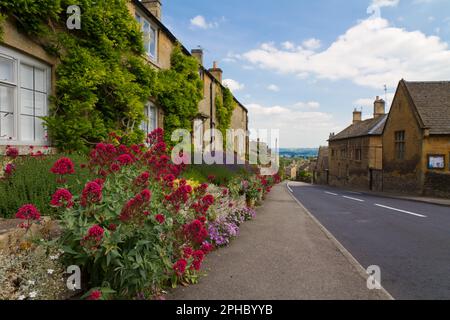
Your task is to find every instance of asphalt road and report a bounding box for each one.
[289,183,450,300]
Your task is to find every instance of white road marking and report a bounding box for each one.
[374,204,427,218]
[287,184,293,193]
[348,191,362,195]
[325,192,339,196]
[343,196,365,202]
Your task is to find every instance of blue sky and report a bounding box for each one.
[162,0,450,147]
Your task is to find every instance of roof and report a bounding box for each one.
[132,0,248,114]
[403,81,450,135]
[329,115,387,141]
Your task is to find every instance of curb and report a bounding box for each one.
[286,182,395,300]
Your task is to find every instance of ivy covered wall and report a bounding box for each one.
[0,0,204,152]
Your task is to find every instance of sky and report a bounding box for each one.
[162,0,450,148]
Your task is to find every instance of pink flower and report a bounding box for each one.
[5,146,19,159]
[87,290,102,300]
[88,225,104,238]
[110,163,120,172]
[50,157,75,175]
[155,214,165,224]
[15,204,41,230]
[116,154,133,166]
[183,247,193,258]
[173,259,187,276]
[201,242,214,254]
[50,188,74,208]
[4,163,15,177]
[81,181,103,207]
[81,225,104,251]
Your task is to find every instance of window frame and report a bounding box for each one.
[135,12,158,62]
[141,101,158,136]
[0,46,51,146]
[395,130,406,160]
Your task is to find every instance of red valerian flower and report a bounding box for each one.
[81,225,104,251]
[81,181,103,207]
[183,219,208,244]
[134,171,150,188]
[119,189,152,223]
[4,163,15,177]
[15,204,41,230]
[183,247,193,258]
[5,146,19,159]
[110,163,120,172]
[116,154,133,166]
[50,188,74,208]
[108,223,117,232]
[173,259,187,276]
[50,157,75,175]
[87,290,102,301]
[201,242,214,254]
[155,214,165,224]
[207,175,216,183]
[192,250,205,271]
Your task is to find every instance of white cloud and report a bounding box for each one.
[242,17,450,89]
[282,41,295,50]
[302,38,321,50]
[223,79,245,92]
[190,15,219,29]
[294,101,321,109]
[368,0,400,15]
[246,103,341,147]
[354,98,375,108]
[267,84,280,92]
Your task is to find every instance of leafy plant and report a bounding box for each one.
[0,154,92,218]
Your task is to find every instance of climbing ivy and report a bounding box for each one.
[0,0,202,152]
[215,86,235,139]
[155,45,204,145]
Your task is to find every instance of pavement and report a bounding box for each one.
[167,182,391,300]
[288,182,450,300]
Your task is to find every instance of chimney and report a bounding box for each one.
[373,96,386,118]
[353,108,362,124]
[191,48,203,66]
[209,61,223,83]
[141,0,162,20]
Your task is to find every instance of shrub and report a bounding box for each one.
[0,154,92,219]
[56,129,217,298]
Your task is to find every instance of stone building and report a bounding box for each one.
[328,97,387,191]
[313,146,329,185]
[0,0,249,158]
[382,80,450,197]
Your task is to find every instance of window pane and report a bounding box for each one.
[20,115,34,141]
[35,117,45,141]
[20,89,34,115]
[143,22,150,54]
[20,64,34,89]
[34,68,46,92]
[149,106,157,131]
[35,92,47,116]
[149,26,156,57]
[0,56,14,83]
[0,112,14,140]
[0,85,14,112]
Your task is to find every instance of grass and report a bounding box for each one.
[0,154,93,218]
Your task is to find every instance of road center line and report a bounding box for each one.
[343,196,365,202]
[374,204,427,218]
[325,191,339,196]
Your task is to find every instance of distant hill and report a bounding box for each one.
[279,148,318,158]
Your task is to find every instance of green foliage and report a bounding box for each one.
[0,154,92,218]
[155,45,204,145]
[0,0,155,152]
[215,87,235,139]
[181,164,238,186]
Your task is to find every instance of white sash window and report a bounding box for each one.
[0,45,50,145]
[141,102,158,135]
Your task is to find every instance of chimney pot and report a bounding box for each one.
[141,0,162,21]
[373,96,386,118]
[353,108,362,124]
[209,61,223,83]
[191,48,203,66]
